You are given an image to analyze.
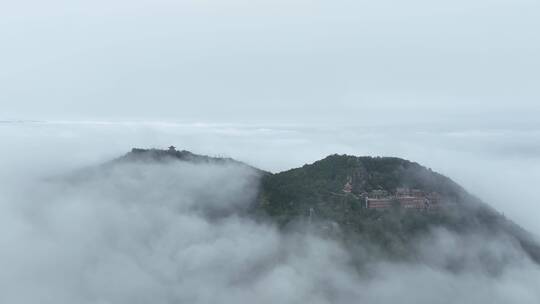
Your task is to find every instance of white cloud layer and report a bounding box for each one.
[1,122,540,303]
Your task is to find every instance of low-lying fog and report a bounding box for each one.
[1,121,540,303]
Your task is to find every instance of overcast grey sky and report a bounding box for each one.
[1,0,539,124]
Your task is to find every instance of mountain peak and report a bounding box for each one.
[118,147,266,173]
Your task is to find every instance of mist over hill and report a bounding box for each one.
[118,148,540,271]
[2,146,540,303]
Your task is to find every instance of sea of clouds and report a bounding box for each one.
[1,121,540,303]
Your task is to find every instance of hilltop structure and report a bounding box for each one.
[364,187,440,210]
[342,177,353,193]
[341,175,440,210]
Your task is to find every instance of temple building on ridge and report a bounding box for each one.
[343,177,353,193]
[364,187,440,210]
